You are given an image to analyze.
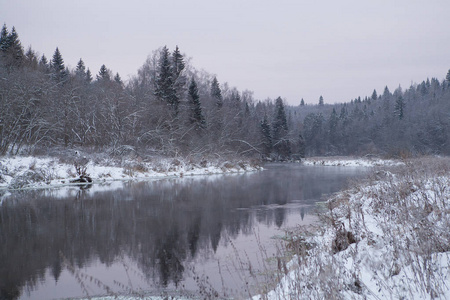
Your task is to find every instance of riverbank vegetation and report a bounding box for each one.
[1,24,450,163]
[254,156,450,299]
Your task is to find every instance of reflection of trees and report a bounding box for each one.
[0,165,359,299]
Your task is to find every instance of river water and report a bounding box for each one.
[0,163,366,299]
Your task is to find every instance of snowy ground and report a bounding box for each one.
[302,156,404,167]
[0,154,262,191]
[253,157,450,300]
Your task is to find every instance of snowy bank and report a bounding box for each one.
[302,156,404,167]
[253,157,450,300]
[0,155,262,191]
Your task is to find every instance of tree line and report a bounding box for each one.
[1,23,449,159]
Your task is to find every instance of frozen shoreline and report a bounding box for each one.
[302,156,404,167]
[0,155,262,191]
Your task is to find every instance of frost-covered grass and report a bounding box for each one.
[0,154,262,191]
[254,156,450,300]
[303,156,404,167]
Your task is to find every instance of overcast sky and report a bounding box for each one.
[2,0,450,105]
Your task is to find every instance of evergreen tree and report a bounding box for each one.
[230,90,241,108]
[319,95,324,106]
[114,72,123,85]
[24,46,38,69]
[371,89,378,101]
[260,114,272,157]
[39,54,49,72]
[51,47,66,82]
[7,27,24,62]
[188,78,205,128]
[172,46,186,103]
[155,46,178,113]
[172,45,185,78]
[210,77,223,108]
[298,133,306,158]
[0,24,10,52]
[395,95,405,120]
[86,68,93,83]
[300,98,305,106]
[383,86,391,98]
[273,97,290,159]
[75,58,86,76]
[97,64,110,81]
[446,69,450,84]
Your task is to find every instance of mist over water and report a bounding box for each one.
[0,164,365,299]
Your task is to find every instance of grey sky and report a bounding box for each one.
[2,0,450,105]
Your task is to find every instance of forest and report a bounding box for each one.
[1,24,450,160]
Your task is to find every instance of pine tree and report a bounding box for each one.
[51,47,67,82]
[39,54,49,72]
[86,68,93,83]
[273,97,290,159]
[298,133,306,158]
[155,46,178,113]
[188,78,205,128]
[319,95,324,106]
[24,46,38,69]
[0,24,10,52]
[260,114,272,157]
[300,98,305,106]
[114,72,123,85]
[172,46,186,103]
[371,89,378,101]
[446,69,450,83]
[97,64,110,81]
[395,95,405,120]
[383,86,391,98]
[172,45,185,78]
[7,27,24,61]
[210,77,223,108]
[75,58,86,76]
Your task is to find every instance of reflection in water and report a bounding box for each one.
[0,164,364,299]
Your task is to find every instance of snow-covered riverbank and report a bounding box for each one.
[0,155,262,191]
[253,157,450,299]
[302,156,404,167]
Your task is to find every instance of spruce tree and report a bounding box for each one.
[25,47,38,69]
[86,68,93,83]
[7,27,24,61]
[319,95,324,106]
[114,72,122,85]
[260,114,272,157]
[446,69,450,83]
[172,45,185,78]
[172,46,186,103]
[395,95,405,120]
[39,54,49,72]
[155,46,178,113]
[300,98,305,106]
[273,97,290,159]
[371,89,378,101]
[188,78,205,128]
[0,24,10,52]
[97,64,110,81]
[75,58,86,76]
[51,47,66,82]
[210,77,223,108]
[383,86,391,98]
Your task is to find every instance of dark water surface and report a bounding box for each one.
[0,164,366,299]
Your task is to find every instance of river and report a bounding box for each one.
[0,163,366,299]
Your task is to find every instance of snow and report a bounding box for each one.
[302,156,404,167]
[0,155,262,191]
[253,159,450,300]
